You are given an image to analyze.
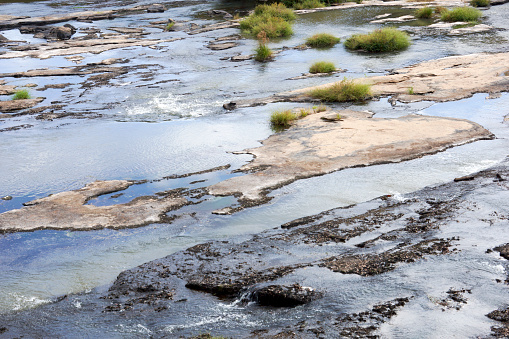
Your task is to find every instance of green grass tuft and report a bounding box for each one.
[434,6,448,14]
[12,89,31,100]
[309,78,372,102]
[254,43,273,61]
[165,22,175,31]
[344,27,410,53]
[293,0,325,9]
[313,104,327,113]
[305,33,340,48]
[270,110,298,130]
[240,3,295,39]
[309,61,336,74]
[470,0,490,7]
[440,7,482,22]
[415,7,433,19]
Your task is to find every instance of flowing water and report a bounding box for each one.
[1,0,509,335]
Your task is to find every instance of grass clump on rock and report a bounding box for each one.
[305,33,340,48]
[309,78,372,102]
[270,110,298,129]
[240,3,295,39]
[12,89,31,100]
[440,7,482,22]
[254,31,273,62]
[415,7,433,19]
[344,27,410,53]
[255,43,273,61]
[309,61,336,74]
[470,0,490,7]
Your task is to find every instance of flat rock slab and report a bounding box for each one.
[243,52,509,107]
[0,98,44,112]
[207,41,239,50]
[0,180,188,232]
[366,52,509,102]
[208,109,492,206]
[0,37,179,59]
[370,14,415,24]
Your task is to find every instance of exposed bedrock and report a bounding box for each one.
[0,180,188,232]
[208,109,493,212]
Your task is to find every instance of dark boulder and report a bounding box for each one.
[494,243,509,260]
[251,284,322,307]
[147,4,165,13]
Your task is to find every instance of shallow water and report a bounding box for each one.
[0,0,509,335]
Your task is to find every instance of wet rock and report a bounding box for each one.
[0,180,188,232]
[0,37,181,59]
[223,102,237,110]
[0,98,45,112]
[251,284,322,307]
[108,27,145,34]
[286,69,344,80]
[493,244,509,260]
[147,4,165,13]
[207,42,239,50]
[370,14,415,24]
[1,196,12,200]
[208,110,493,207]
[230,55,251,62]
[236,51,509,107]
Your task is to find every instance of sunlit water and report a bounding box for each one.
[0,0,509,334]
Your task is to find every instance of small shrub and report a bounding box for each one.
[12,89,31,100]
[270,110,297,129]
[292,0,325,9]
[305,33,340,48]
[415,7,433,19]
[253,3,296,22]
[440,7,482,22]
[255,43,273,61]
[313,104,327,112]
[309,61,336,74]
[240,4,295,39]
[344,27,410,53]
[309,78,372,102]
[407,87,414,94]
[299,108,310,117]
[470,0,490,7]
[434,6,448,14]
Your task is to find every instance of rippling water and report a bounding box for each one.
[0,0,509,332]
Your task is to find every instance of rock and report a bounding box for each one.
[108,27,145,34]
[223,102,237,110]
[1,196,12,200]
[230,55,251,62]
[370,14,415,24]
[493,244,509,260]
[487,308,509,322]
[208,110,493,205]
[0,180,189,232]
[147,4,165,13]
[0,98,44,112]
[207,42,239,50]
[251,284,322,307]
[48,24,76,40]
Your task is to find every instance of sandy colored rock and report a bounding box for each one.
[237,52,509,107]
[370,14,415,24]
[208,110,492,207]
[207,42,239,50]
[0,98,44,112]
[0,180,188,232]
